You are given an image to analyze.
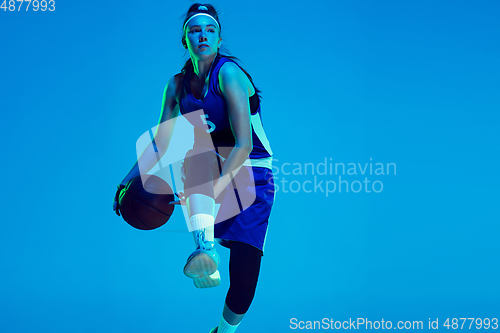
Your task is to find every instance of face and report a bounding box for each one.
[184,15,221,58]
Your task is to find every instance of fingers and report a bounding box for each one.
[113,185,125,216]
[169,199,186,206]
[113,200,121,216]
[171,192,186,205]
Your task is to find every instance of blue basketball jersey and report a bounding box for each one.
[179,54,273,169]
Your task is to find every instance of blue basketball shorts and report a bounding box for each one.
[181,147,275,253]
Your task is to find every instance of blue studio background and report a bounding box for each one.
[1,0,499,332]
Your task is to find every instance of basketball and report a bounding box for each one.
[118,175,175,230]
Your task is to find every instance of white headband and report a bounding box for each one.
[183,13,220,32]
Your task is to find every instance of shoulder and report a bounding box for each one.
[219,61,245,82]
[218,61,252,96]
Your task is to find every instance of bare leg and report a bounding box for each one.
[182,148,221,288]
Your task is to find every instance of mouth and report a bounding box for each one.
[199,44,209,49]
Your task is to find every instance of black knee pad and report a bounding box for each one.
[225,241,263,314]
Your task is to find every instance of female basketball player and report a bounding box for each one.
[113,4,274,332]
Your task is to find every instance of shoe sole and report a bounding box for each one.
[183,252,218,279]
[194,270,221,289]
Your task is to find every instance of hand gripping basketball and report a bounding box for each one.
[113,184,126,216]
[115,175,175,230]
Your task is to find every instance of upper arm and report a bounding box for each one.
[159,73,182,123]
[219,62,252,151]
[154,73,183,150]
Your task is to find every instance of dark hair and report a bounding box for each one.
[180,3,262,100]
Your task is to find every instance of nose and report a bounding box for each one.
[199,30,208,41]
